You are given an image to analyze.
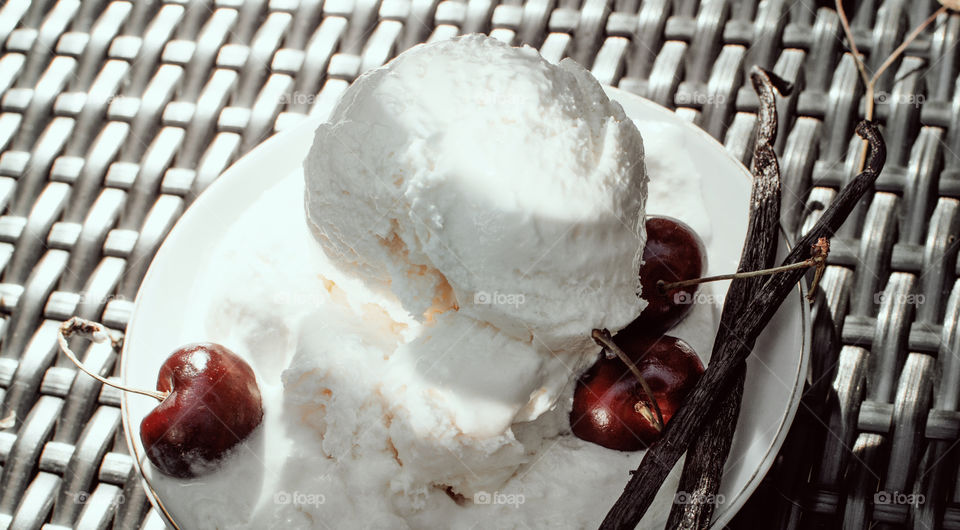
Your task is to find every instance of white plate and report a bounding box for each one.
[121,88,810,528]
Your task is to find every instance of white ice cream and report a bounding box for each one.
[304,35,648,357]
[149,36,719,529]
[300,35,652,499]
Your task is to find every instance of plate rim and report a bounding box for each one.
[120,87,811,529]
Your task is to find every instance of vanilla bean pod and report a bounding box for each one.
[600,120,885,529]
[665,67,789,529]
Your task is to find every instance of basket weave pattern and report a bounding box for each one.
[0,0,957,528]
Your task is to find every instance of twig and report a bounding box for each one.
[657,258,822,293]
[835,0,949,172]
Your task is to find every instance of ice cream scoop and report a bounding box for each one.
[304,34,649,357]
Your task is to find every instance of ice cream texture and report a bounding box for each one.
[304,34,649,356]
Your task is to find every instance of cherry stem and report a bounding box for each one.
[58,316,168,402]
[658,237,830,303]
[591,328,665,432]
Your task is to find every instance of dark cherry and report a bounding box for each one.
[140,343,263,478]
[625,216,706,337]
[570,332,704,451]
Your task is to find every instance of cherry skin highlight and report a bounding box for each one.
[139,343,263,478]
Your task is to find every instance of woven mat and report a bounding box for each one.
[0,0,957,528]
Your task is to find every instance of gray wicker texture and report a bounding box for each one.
[0,0,957,528]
